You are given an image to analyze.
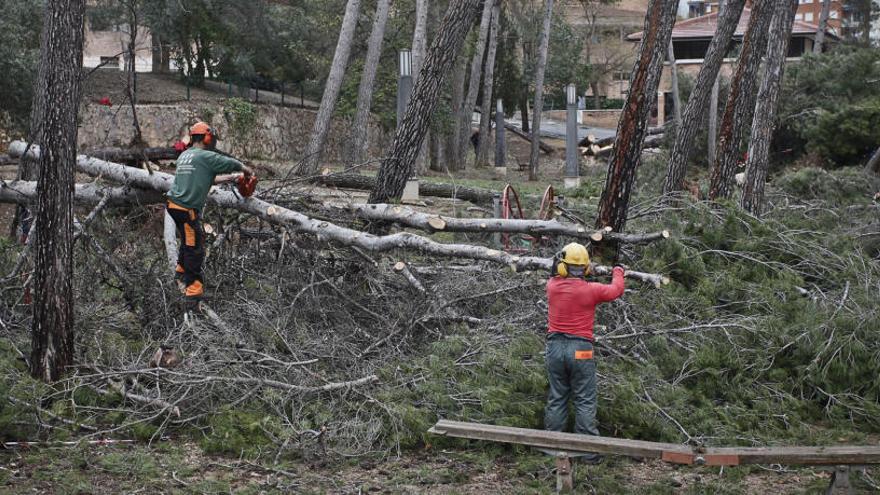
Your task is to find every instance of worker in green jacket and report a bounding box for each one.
[166,122,253,304]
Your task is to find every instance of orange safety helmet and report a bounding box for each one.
[189,121,218,146]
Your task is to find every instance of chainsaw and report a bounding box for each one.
[236,172,258,198]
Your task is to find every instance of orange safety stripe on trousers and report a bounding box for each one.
[185,280,204,297]
[574,350,593,360]
[167,200,197,221]
[183,223,197,247]
[167,200,190,211]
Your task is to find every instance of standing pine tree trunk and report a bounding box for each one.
[663,0,746,194]
[458,0,495,169]
[527,0,555,181]
[741,0,798,216]
[369,0,481,203]
[448,51,467,171]
[298,0,362,175]
[349,0,392,168]
[30,0,85,381]
[814,0,832,54]
[476,2,501,168]
[667,41,682,127]
[412,0,429,174]
[594,0,678,243]
[708,0,773,201]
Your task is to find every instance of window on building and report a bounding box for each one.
[99,56,119,69]
[795,13,803,20]
[805,12,814,21]
[787,37,807,57]
[830,11,838,19]
[674,40,712,60]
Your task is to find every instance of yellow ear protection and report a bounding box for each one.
[555,250,569,278]
[553,242,591,278]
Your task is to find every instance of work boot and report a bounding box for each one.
[184,280,204,305]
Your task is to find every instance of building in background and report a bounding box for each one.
[628,8,840,125]
[558,0,650,106]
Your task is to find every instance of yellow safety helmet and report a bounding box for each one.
[556,242,590,278]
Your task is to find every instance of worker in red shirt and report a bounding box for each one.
[545,242,625,458]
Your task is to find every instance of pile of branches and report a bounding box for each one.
[0,142,676,459]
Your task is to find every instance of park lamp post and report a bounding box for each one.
[397,49,420,201]
[564,83,581,189]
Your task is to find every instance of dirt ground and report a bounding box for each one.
[2,441,873,494]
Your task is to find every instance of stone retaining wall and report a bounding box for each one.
[78,102,389,168]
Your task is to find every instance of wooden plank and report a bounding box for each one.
[706,446,880,466]
[430,420,691,459]
[430,420,880,466]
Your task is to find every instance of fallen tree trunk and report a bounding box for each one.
[2,177,671,246]
[8,141,669,286]
[503,123,557,154]
[579,124,666,148]
[335,203,670,244]
[84,146,180,163]
[314,172,496,205]
[582,134,665,158]
[0,179,165,205]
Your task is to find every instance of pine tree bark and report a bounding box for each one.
[663,0,746,194]
[458,0,495,169]
[369,0,481,203]
[667,42,682,127]
[594,0,678,244]
[298,0,362,175]
[412,0,429,174]
[29,0,86,382]
[708,0,773,201]
[448,51,467,171]
[741,0,798,216]
[527,0,555,181]
[349,0,392,168]
[476,2,501,168]
[814,0,832,53]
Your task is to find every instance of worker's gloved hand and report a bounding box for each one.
[241,165,255,177]
[613,264,628,274]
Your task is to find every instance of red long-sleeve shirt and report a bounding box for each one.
[546,267,625,341]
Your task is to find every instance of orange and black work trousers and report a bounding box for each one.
[166,201,205,299]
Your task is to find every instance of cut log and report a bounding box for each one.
[336,203,670,244]
[581,134,665,158]
[578,125,666,148]
[0,179,165,206]
[7,141,669,286]
[84,147,181,163]
[503,123,557,154]
[315,172,495,205]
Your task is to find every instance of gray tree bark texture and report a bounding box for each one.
[369,0,482,203]
[412,0,430,174]
[476,2,501,168]
[708,0,773,201]
[349,0,392,168]
[447,51,468,171]
[7,142,668,287]
[29,0,86,382]
[594,0,678,247]
[662,0,746,194]
[495,99,506,168]
[298,0,362,175]
[814,0,832,53]
[458,0,495,169]
[527,0,555,182]
[667,42,682,127]
[740,0,798,216]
